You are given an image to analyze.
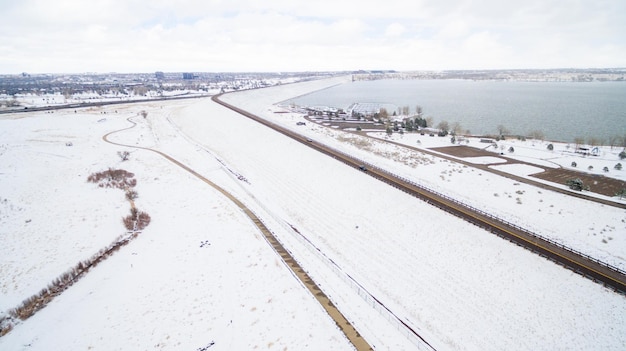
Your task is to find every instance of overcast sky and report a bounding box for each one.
[1,0,625,73]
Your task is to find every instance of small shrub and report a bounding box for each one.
[117,151,130,161]
[571,161,577,167]
[615,163,622,170]
[547,143,554,151]
[0,316,14,336]
[603,166,609,172]
[125,189,138,201]
[123,208,151,231]
[619,150,626,160]
[136,212,151,230]
[88,168,136,189]
[508,146,515,153]
[588,165,594,171]
[122,214,134,231]
[566,178,585,191]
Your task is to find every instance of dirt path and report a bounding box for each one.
[374,138,626,209]
[317,117,625,207]
[430,145,626,198]
[103,117,373,351]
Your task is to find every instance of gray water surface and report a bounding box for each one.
[287,79,626,143]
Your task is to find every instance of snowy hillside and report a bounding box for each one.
[1,77,625,350]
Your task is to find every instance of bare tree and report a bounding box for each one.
[497,124,510,137]
[379,108,389,121]
[437,120,450,134]
[574,137,585,149]
[425,116,433,128]
[588,137,601,147]
[5,97,20,107]
[133,86,148,96]
[62,88,73,101]
[608,135,620,150]
[528,130,545,140]
[415,105,423,117]
[117,151,130,161]
[451,122,463,136]
[401,106,410,116]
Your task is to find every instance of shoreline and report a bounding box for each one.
[283,78,626,145]
[285,100,626,149]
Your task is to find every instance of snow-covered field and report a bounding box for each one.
[1,90,212,111]
[1,77,625,350]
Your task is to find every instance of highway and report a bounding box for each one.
[0,94,209,114]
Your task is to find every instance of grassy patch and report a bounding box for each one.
[0,166,152,337]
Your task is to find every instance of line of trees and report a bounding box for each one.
[383,105,626,148]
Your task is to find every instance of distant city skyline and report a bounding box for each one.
[1,0,625,74]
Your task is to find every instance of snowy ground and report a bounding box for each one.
[228,79,626,271]
[0,101,354,350]
[0,90,212,111]
[1,77,625,350]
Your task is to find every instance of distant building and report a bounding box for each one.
[182,73,197,80]
[155,71,165,79]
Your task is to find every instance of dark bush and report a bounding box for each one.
[125,190,138,201]
[123,208,151,231]
[566,178,586,191]
[87,168,136,189]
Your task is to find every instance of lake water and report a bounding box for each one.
[285,79,626,143]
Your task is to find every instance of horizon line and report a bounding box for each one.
[3,67,626,76]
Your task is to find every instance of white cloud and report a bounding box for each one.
[385,23,406,37]
[0,0,624,72]
[437,20,469,39]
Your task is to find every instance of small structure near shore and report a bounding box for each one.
[576,147,599,156]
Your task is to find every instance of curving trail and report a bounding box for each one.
[102,117,373,351]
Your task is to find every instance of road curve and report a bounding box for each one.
[102,117,374,351]
[212,93,626,295]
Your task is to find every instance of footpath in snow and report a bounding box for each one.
[1,77,625,350]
